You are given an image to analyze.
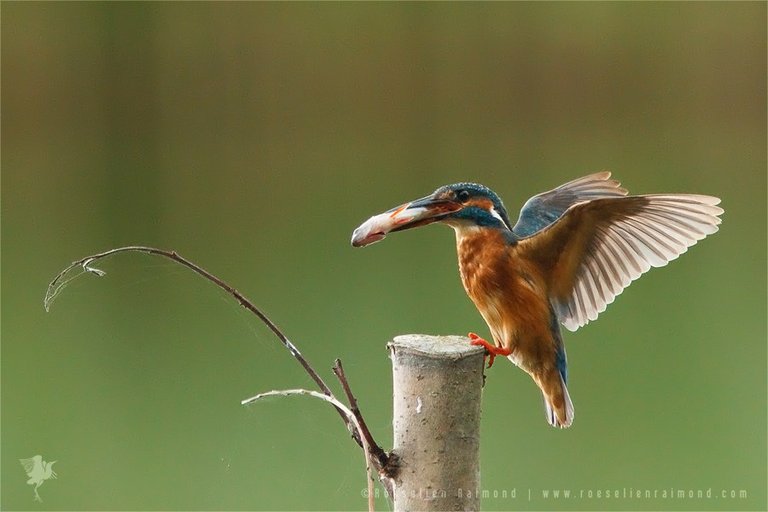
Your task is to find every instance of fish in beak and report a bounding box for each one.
[351,194,463,247]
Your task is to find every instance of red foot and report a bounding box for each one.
[469,332,512,369]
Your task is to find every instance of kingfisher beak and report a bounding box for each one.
[351,194,462,247]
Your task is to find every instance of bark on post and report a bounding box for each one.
[388,334,485,511]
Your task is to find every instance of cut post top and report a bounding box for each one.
[388,334,485,359]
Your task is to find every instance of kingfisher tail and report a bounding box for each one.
[539,371,574,428]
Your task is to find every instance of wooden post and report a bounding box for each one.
[388,334,485,511]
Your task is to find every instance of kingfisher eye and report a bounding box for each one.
[456,189,470,202]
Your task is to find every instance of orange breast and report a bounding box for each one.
[455,228,554,360]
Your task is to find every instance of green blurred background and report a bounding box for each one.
[2,2,765,510]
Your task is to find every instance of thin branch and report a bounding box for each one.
[242,389,375,512]
[44,246,361,445]
[333,360,389,471]
[45,245,393,506]
[45,247,326,388]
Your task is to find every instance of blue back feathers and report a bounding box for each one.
[514,204,567,238]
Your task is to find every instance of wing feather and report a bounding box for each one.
[518,194,723,332]
[512,172,628,237]
[20,456,39,475]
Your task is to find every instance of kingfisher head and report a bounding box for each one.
[351,183,513,247]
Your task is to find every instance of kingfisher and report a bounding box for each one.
[351,172,722,428]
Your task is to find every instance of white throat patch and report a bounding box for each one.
[488,206,507,226]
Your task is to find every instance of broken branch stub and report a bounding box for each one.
[388,334,485,511]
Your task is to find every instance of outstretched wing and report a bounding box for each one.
[512,172,628,238]
[20,456,40,476]
[518,194,723,331]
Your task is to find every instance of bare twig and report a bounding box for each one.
[46,247,331,398]
[44,246,391,482]
[332,361,388,468]
[44,247,359,436]
[333,359,397,499]
[242,389,375,512]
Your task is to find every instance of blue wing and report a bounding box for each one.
[512,172,628,238]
